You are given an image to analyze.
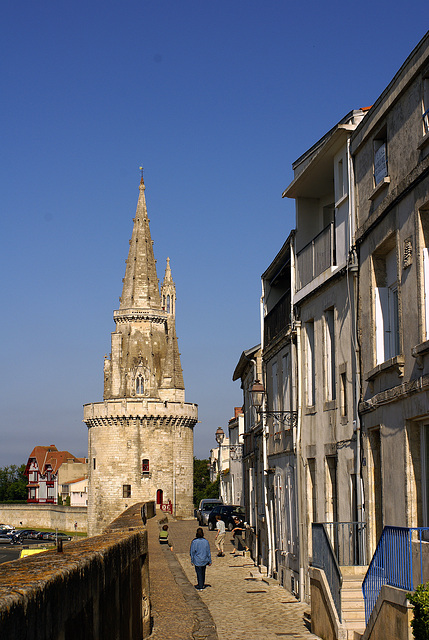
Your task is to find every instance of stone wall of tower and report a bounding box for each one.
[85,399,196,535]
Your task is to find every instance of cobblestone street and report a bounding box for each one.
[147,517,320,640]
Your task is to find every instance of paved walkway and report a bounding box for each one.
[147,516,320,640]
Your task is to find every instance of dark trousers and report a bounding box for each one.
[195,564,206,589]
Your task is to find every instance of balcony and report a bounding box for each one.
[264,291,291,347]
[296,222,336,291]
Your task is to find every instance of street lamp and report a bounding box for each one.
[215,426,225,446]
[250,380,297,429]
[215,427,225,502]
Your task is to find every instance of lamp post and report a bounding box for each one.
[250,379,298,579]
[215,426,225,502]
[250,380,297,429]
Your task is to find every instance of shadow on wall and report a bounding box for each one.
[0,502,155,640]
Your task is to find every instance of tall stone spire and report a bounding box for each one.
[84,173,198,536]
[103,177,185,400]
[119,175,160,310]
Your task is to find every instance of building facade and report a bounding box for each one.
[84,177,198,535]
[25,445,87,505]
[351,32,429,556]
[221,408,245,506]
[233,345,267,567]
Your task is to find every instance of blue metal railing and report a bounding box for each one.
[312,523,342,621]
[362,526,429,625]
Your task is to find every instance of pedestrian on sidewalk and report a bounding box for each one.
[190,527,211,591]
[159,524,173,550]
[215,515,225,556]
[231,517,245,556]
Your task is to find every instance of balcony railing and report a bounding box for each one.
[362,526,429,625]
[264,291,291,346]
[296,222,336,291]
[321,521,367,567]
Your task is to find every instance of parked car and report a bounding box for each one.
[196,498,223,526]
[0,531,21,545]
[207,505,245,531]
[16,529,38,540]
[27,530,43,539]
[36,531,52,540]
[43,532,72,542]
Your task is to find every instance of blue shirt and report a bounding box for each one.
[190,537,211,566]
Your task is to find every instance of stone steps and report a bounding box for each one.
[340,568,367,639]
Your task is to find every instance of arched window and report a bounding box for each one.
[156,489,163,505]
[135,374,144,395]
[166,295,170,313]
[142,459,150,474]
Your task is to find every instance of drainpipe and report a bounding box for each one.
[295,319,305,600]
[348,137,365,554]
[260,287,274,577]
[291,233,305,601]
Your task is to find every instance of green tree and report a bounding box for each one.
[0,464,28,502]
[193,458,220,507]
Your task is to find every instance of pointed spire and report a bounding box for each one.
[162,257,174,286]
[119,175,161,310]
[161,257,176,315]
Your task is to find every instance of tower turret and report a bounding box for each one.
[84,175,198,535]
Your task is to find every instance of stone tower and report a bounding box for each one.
[84,176,198,535]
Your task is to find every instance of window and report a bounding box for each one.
[423,247,429,341]
[142,459,150,474]
[421,426,429,526]
[305,321,315,406]
[93,458,96,470]
[308,458,317,523]
[326,456,338,523]
[340,370,347,418]
[166,295,170,313]
[374,247,400,363]
[421,209,429,341]
[374,134,388,185]
[123,484,131,498]
[335,155,346,203]
[282,353,291,411]
[325,308,336,401]
[271,361,278,412]
[423,76,429,135]
[135,374,144,395]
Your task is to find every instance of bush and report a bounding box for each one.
[407,582,429,639]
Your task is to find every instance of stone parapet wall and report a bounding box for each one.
[0,503,151,640]
[84,397,198,422]
[362,585,413,640]
[0,504,87,532]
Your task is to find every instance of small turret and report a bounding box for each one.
[161,257,176,315]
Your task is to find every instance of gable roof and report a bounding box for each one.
[26,445,84,476]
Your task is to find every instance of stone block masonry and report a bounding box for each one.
[0,503,151,640]
[0,503,87,532]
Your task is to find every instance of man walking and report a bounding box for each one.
[215,515,225,557]
[190,527,211,591]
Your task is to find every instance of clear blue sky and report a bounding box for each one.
[0,1,427,466]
